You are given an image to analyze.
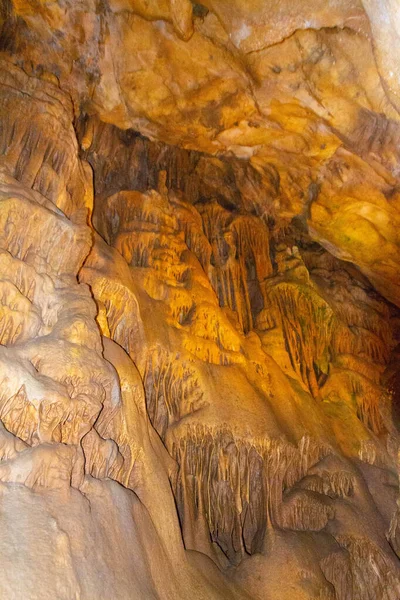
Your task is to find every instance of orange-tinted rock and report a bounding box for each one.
[1,2,400,599]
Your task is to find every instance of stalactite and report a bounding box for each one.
[81,429,124,480]
[172,426,331,564]
[143,346,207,439]
[297,470,355,498]
[172,197,212,270]
[264,279,334,397]
[332,323,391,365]
[323,368,387,435]
[280,490,334,531]
[196,200,272,333]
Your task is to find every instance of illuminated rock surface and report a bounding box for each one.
[0,1,400,598]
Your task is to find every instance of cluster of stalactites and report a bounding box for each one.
[97,173,397,441]
[143,345,206,439]
[196,201,272,333]
[257,244,395,428]
[172,425,333,565]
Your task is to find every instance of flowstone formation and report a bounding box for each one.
[0,1,400,599]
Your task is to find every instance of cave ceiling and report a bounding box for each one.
[2,0,400,306]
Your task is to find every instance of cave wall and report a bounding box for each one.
[0,1,400,599]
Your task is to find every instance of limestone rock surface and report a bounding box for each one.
[0,1,400,599]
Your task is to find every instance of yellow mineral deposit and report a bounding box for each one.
[0,1,399,599]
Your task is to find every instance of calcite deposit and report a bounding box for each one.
[0,1,400,598]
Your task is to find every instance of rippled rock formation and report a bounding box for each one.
[0,1,400,599]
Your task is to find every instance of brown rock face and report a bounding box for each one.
[0,1,400,599]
